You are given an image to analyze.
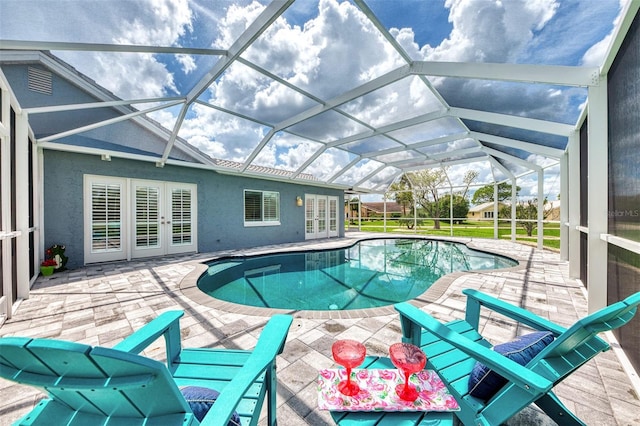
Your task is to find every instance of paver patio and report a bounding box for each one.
[1,234,638,425]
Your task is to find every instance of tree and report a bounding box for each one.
[460,170,479,200]
[499,198,550,237]
[440,194,470,224]
[388,174,414,216]
[472,182,521,204]
[409,168,449,230]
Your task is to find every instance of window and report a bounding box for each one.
[483,211,494,219]
[244,190,280,226]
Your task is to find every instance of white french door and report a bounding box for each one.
[305,194,338,239]
[84,175,197,264]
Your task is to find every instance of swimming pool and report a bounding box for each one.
[197,238,517,311]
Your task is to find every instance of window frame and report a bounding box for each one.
[244,189,280,227]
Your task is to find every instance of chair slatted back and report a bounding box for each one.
[533,293,640,382]
[0,337,190,420]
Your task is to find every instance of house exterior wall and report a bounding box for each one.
[43,150,343,268]
[1,62,197,161]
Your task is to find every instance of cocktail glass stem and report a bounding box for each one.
[346,367,352,389]
[403,370,410,394]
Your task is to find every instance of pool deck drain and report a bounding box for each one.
[1,233,638,425]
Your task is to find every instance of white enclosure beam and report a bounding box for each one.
[327,156,363,184]
[25,97,184,114]
[452,107,574,136]
[481,146,542,171]
[470,131,564,159]
[567,130,581,278]
[412,61,600,87]
[537,168,544,250]
[160,0,294,165]
[560,148,569,260]
[0,39,225,55]
[587,77,609,313]
[39,99,184,143]
[363,132,469,159]
[15,111,30,299]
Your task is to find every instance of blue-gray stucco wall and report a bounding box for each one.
[43,150,344,269]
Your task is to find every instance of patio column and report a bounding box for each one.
[493,183,498,239]
[567,130,581,278]
[560,148,569,260]
[511,179,516,242]
[0,82,11,318]
[587,76,608,313]
[15,111,30,299]
[537,169,544,250]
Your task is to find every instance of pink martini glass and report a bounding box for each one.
[389,342,427,402]
[331,340,366,396]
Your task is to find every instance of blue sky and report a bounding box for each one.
[0,0,628,199]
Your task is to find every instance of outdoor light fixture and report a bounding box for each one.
[296,196,303,207]
[101,154,111,161]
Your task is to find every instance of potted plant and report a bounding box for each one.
[40,258,57,276]
[45,244,68,271]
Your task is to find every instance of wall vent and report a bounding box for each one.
[28,67,53,95]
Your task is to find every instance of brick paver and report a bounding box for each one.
[1,234,638,425]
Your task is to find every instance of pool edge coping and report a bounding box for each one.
[178,235,527,319]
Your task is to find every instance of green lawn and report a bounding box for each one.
[347,219,561,251]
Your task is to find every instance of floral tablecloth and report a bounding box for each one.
[318,368,459,412]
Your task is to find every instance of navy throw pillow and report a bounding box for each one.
[468,331,554,400]
[180,386,241,425]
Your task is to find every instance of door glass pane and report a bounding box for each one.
[329,198,337,231]
[135,185,160,248]
[306,197,315,234]
[318,198,326,232]
[91,183,121,252]
[171,188,192,245]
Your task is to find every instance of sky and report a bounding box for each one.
[0,0,628,201]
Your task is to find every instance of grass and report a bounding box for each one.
[346,219,562,251]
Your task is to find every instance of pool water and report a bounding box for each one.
[197,238,517,311]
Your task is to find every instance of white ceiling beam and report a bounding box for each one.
[274,64,412,131]
[481,146,542,171]
[436,156,489,168]
[354,164,387,188]
[328,156,363,184]
[451,107,574,136]
[363,132,470,159]
[38,99,184,143]
[185,0,293,104]
[25,96,184,114]
[326,109,448,149]
[470,131,564,159]
[159,0,294,165]
[411,61,600,87]
[601,0,640,75]
[0,39,225,55]
[240,128,277,172]
[488,156,516,180]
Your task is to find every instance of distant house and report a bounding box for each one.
[545,200,561,220]
[346,201,405,219]
[467,202,505,220]
[362,202,405,217]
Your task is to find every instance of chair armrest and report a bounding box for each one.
[395,303,553,396]
[200,314,293,426]
[462,289,566,335]
[113,310,184,357]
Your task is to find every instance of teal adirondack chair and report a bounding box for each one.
[395,289,640,426]
[0,311,293,425]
